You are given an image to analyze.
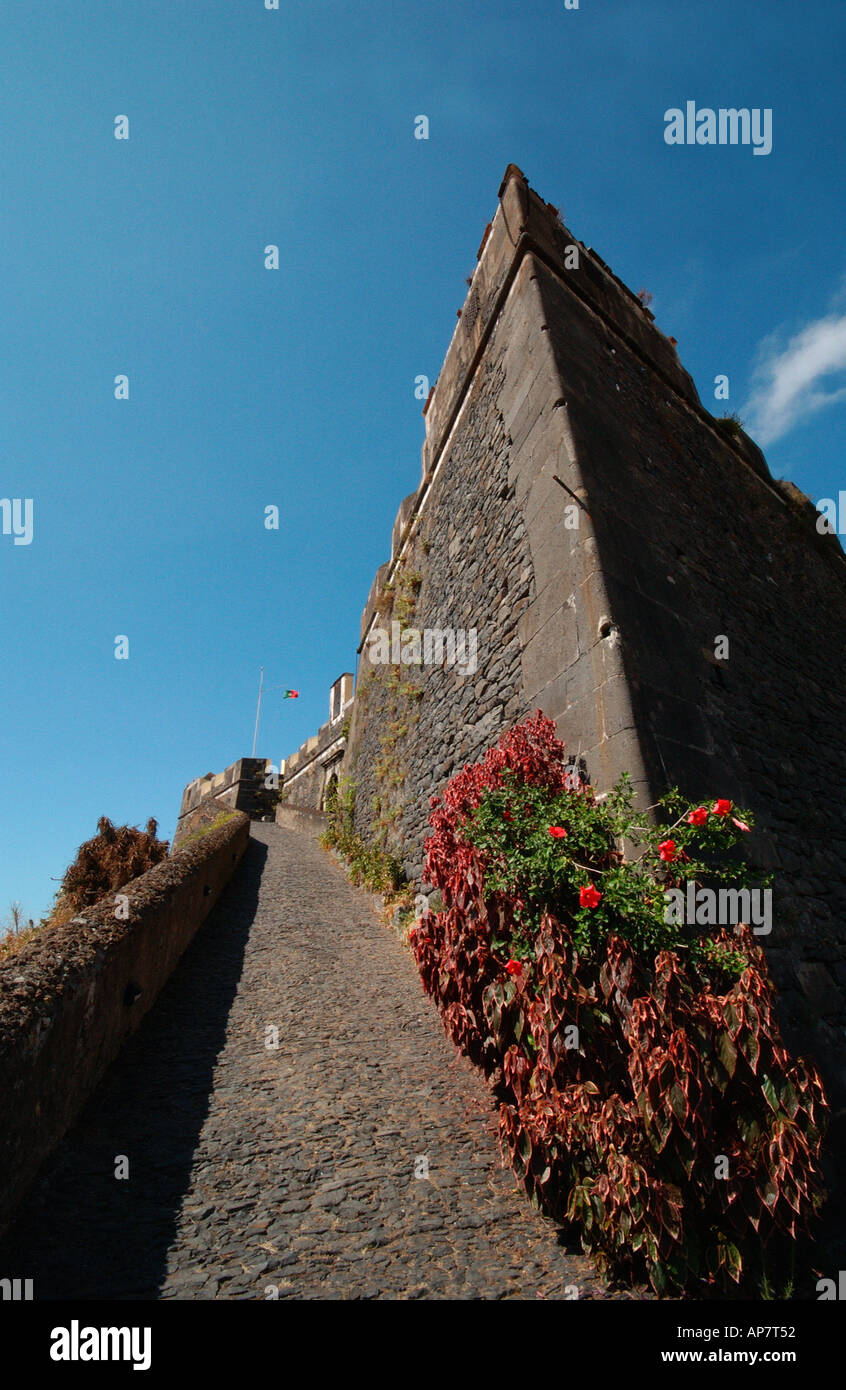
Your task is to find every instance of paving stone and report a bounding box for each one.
[0,824,632,1301]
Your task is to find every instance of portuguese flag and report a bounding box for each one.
[283,690,299,699]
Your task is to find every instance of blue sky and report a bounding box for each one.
[1,0,844,925]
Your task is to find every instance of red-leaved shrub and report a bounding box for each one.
[410,713,828,1295]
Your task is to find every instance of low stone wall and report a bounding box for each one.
[275,805,326,840]
[0,811,251,1238]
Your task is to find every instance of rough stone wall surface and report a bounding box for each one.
[282,717,349,813]
[0,812,251,1237]
[278,678,354,816]
[281,756,325,812]
[345,349,535,884]
[342,168,660,881]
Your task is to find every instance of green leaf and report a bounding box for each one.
[761,1074,780,1114]
[725,1242,743,1282]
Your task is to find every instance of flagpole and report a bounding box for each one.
[251,666,264,757]
[252,673,298,757]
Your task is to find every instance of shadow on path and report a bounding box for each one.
[0,836,267,1300]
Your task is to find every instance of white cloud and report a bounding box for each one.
[743,310,846,446]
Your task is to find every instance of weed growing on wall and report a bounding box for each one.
[56,817,169,916]
[716,411,746,439]
[1,815,170,955]
[352,556,424,854]
[174,810,238,849]
[320,776,411,913]
[0,917,45,964]
[410,712,828,1296]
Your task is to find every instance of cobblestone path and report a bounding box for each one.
[0,824,636,1301]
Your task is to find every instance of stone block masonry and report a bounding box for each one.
[276,674,353,815]
[346,351,533,866]
[175,758,276,847]
[284,164,846,1119]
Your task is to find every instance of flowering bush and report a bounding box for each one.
[410,712,828,1295]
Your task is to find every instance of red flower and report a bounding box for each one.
[713,799,732,817]
[579,885,601,908]
[503,811,512,821]
[506,959,522,976]
[658,839,677,862]
[687,806,709,826]
[548,826,567,838]
[731,817,751,833]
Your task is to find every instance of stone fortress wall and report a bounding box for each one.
[271,166,846,1111]
[174,758,277,847]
